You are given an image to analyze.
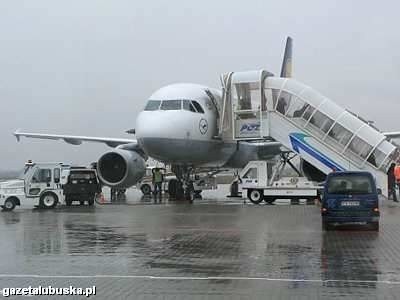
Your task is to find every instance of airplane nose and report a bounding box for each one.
[136,111,182,140]
[136,110,194,142]
[135,111,189,160]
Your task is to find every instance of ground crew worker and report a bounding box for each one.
[152,168,164,197]
[394,164,400,192]
[388,163,398,202]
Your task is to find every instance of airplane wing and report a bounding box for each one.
[383,132,400,139]
[14,130,136,148]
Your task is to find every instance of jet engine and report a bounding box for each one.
[300,159,327,182]
[97,149,146,188]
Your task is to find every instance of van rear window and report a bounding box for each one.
[327,175,373,194]
[69,172,96,180]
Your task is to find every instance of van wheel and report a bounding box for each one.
[371,222,379,231]
[248,189,263,204]
[40,192,58,209]
[2,198,16,211]
[141,184,152,195]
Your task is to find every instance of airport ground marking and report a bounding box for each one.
[0,274,399,285]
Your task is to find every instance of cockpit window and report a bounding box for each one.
[192,101,204,113]
[145,99,203,112]
[160,100,182,110]
[183,100,196,112]
[144,100,161,111]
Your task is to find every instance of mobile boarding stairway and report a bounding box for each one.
[218,70,400,197]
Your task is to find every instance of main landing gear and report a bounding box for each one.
[169,165,196,202]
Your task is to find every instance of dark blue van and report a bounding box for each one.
[321,171,380,231]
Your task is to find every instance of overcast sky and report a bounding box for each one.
[0,0,399,169]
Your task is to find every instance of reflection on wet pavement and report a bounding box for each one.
[1,192,400,298]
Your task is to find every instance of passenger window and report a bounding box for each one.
[144,100,161,111]
[183,100,196,112]
[327,123,353,146]
[275,91,293,115]
[367,148,386,168]
[286,97,308,118]
[160,100,182,110]
[54,168,60,183]
[302,105,315,121]
[308,111,333,133]
[192,101,204,114]
[271,89,280,109]
[348,136,373,159]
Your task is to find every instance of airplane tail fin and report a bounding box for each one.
[280,36,293,78]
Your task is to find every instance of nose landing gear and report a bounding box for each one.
[170,165,195,203]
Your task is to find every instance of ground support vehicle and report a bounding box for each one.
[239,156,320,205]
[62,167,101,206]
[321,171,380,231]
[0,161,69,211]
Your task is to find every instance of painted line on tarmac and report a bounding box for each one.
[0,274,399,285]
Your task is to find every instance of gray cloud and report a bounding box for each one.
[1,0,399,169]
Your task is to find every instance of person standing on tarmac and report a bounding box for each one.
[152,168,164,198]
[394,164,400,194]
[388,163,398,202]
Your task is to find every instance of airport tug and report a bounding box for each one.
[0,161,100,211]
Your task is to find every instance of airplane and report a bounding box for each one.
[15,37,397,199]
[13,38,296,199]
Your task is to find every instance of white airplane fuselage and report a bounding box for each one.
[136,83,236,167]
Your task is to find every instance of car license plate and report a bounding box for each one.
[341,201,360,206]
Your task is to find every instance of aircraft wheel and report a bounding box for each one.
[248,189,263,204]
[40,192,58,209]
[88,195,95,206]
[168,179,178,198]
[176,183,184,199]
[2,198,16,211]
[141,184,152,195]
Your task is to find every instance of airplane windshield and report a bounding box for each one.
[192,101,204,113]
[160,100,182,110]
[144,100,161,111]
[183,100,196,112]
[145,99,203,113]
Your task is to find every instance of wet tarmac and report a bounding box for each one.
[1,186,400,299]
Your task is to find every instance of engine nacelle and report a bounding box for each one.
[97,149,146,188]
[300,159,327,183]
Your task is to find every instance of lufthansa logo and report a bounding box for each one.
[199,118,208,135]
